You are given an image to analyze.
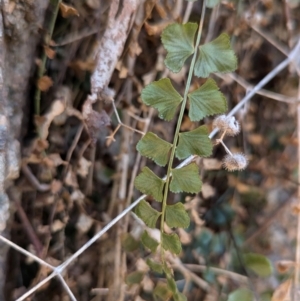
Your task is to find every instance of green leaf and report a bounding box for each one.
[165,202,190,228]
[175,125,213,160]
[174,292,187,301]
[170,163,202,194]
[135,200,161,228]
[141,78,183,121]
[206,0,220,7]
[244,253,273,277]
[137,132,172,166]
[162,232,182,255]
[188,78,227,121]
[146,258,163,274]
[141,230,159,252]
[194,33,237,78]
[153,283,173,300]
[167,275,177,294]
[121,233,139,252]
[227,288,254,301]
[161,23,198,73]
[125,271,145,285]
[134,167,165,202]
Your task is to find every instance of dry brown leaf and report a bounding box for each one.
[247,133,264,145]
[59,2,79,18]
[144,21,169,36]
[34,115,47,128]
[43,153,66,168]
[276,260,295,273]
[118,64,128,79]
[85,0,100,9]
[141,275,154,292]
[44,46,56,59]
[178,228,192,244]
[23,154,42,164]
[38,100,65,140]
[65,167,78,188]
[82,98,110,145]
[51,180,63,194]
[181,115,194,131]
[37,76,53,92]
[6,1,16,14]
[77,157,91,178]
[191,208,205,226]
[51,219,65,233]
[271,278,292,301]
[34,138,49,152]
[154,3,167,18]
[128,41,142,56]
[201,183,216,199]
[76,213,93,233]
[69,59,96,72]
[292,204,300,215]
[70,189,85,204]
[56,198,67,213]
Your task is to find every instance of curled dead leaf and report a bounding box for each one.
[37,76,53,92]
[51,180,63,194]
[271,278,292,301]
[201,183,216,199]
[292,204,300,215]
[76,213,93,234]
[82,98,110,145]
[59,2,79,18]
[65,167,78,188]
[38,100,65,140]
[23,154,43,164]
[43,153,66,168]
[51,219,65,233]
[276,260,295,273]
[70,189,85,204]
[144,21,169,36]
[44,46,56,59]
[69,59,96,72]
[34,138,49,153]
[178,228,191,244]
[77,157,91,178]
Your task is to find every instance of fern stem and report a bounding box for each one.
[160,0,207,261]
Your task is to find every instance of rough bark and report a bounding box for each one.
[0,0,48,298]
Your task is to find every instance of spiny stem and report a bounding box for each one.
[159,0,207,262]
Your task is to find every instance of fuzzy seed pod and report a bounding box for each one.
[223,153,248,171]
[213,115,240,136]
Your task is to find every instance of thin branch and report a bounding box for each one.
[170,258,210,291]
[21,164,51,192]
[216,73,299,104]
[250,24,289,56]
[184,264,248,283]
[13,199,43,257]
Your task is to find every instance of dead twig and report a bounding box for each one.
[21,164,51,192]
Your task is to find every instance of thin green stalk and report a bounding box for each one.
[160,0,207,261]
[34,0,62,116]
